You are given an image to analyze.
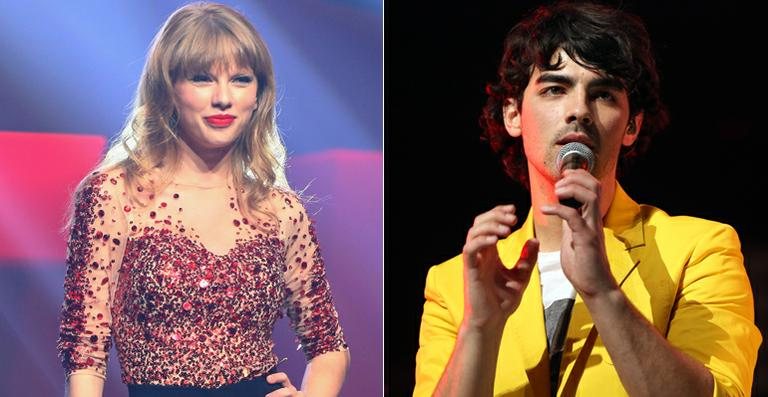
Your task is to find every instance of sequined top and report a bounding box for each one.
[57,170,347,388]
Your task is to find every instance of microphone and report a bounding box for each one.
[555,142,595,209]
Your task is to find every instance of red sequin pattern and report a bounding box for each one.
[57,171,347,387]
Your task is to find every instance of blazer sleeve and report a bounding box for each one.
[414,263,460,397]
[57,172,128,381]
[665,223,762,397]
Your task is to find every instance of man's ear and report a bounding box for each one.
[623,112,643,146]
[503,98,522,138]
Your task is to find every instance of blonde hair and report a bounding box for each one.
[100,2,288,213]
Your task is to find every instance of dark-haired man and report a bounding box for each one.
[414,3,761,396]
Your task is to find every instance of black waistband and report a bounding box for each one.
[127,368,281,397]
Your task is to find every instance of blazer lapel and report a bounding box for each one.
[603,183,646,284]
[498,214,551,396]
[557,183,646,395]
[497,184,647,396]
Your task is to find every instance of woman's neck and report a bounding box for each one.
[172,138,235,187]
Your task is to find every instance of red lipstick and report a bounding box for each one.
[204,114,235,127]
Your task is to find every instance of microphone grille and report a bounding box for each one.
[556,142,595,173]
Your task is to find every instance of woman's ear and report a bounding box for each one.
[503,98,522,138]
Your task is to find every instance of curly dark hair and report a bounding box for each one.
[480,1,669,188]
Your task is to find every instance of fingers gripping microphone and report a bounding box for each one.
[555,142,595,209]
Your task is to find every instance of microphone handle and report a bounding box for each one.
[557,147,592,209]
[559,197,582,209]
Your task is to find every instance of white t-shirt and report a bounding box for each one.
[538,250,576,309]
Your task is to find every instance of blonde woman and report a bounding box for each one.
[57,3,349,396]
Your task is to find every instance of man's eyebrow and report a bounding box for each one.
[536,73,573,86]
[588,76,625,91]
[535,73,625,90]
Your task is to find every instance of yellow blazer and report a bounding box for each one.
[414,185,761,396]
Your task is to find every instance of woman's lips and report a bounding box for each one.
[204,115,235,127]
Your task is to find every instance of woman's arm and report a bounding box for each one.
[58,171,128,397]
[267,350,350,397]
[66,374,104,397]
[270,191,351,396]
[300,350,350,396]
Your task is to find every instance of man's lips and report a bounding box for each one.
[556,132,594,150]
[204,115,236,127]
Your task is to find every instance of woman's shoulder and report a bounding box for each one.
[66,167,132,231]
[76,166,125,195]
[258,186,299,209]
[258,186,312,227]
[73,165,151,209]
[267,186,301,204]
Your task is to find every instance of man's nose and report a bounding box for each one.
[564,91,593,126]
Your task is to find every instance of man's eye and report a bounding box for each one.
[594,91,615,101]
[542,86,565,95]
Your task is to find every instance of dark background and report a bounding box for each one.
[386,1,767,395]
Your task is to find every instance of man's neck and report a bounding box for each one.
[528,169,617,252]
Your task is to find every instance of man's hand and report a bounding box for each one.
[434,205,540,397]
[541,169,618,297]
[462,204,539,329]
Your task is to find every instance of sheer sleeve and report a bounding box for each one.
[57,171,128,380]
[274,191,348,360]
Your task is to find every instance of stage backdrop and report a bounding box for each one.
[0,1,382,396]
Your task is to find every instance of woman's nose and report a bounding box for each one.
[212,84,232,110]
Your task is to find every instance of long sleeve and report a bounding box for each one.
[666,224,762,396]
[275,191,348,361]
[57,172,128,380]
[414,261,462,397]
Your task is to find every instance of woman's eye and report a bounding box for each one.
[233,75,254,84]
[190,74,212,83]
